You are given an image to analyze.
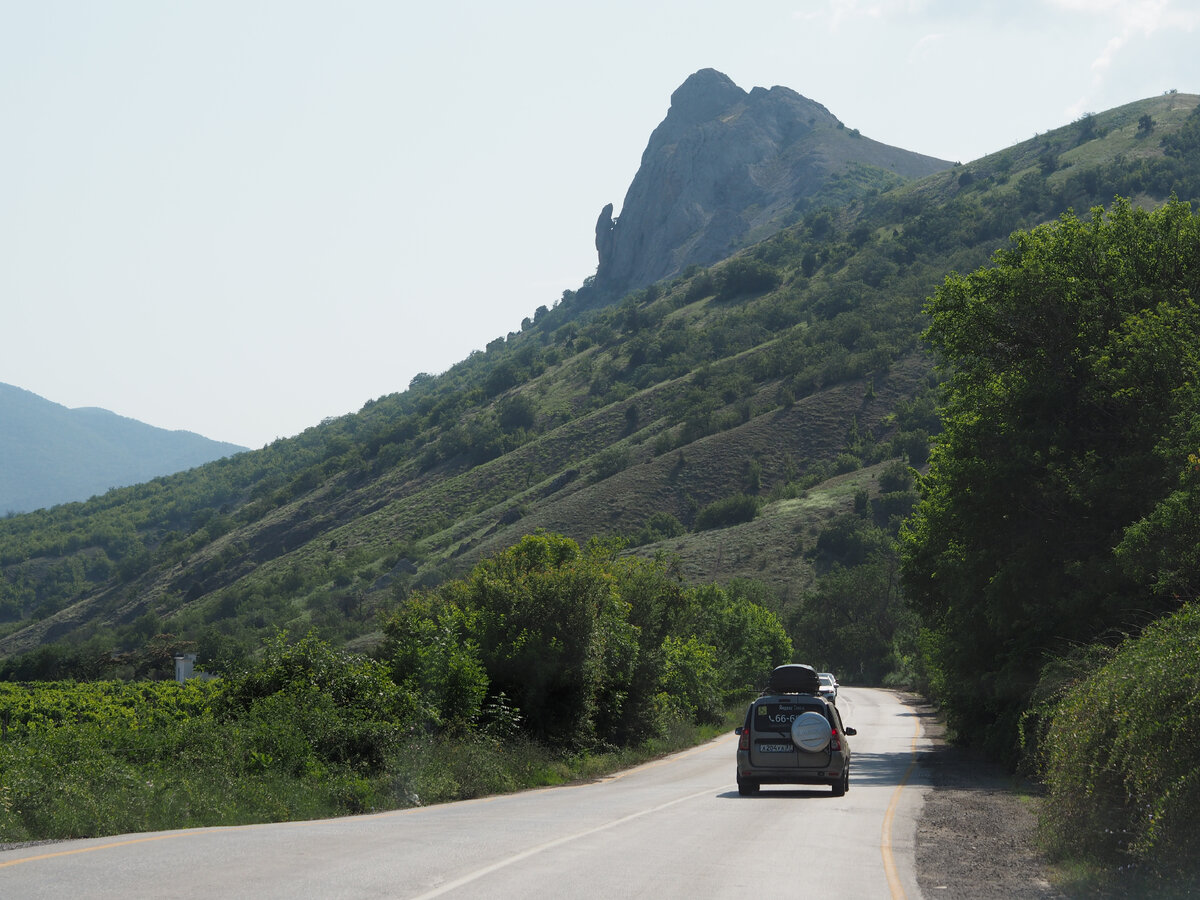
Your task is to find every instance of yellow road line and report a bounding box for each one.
[881,710,922,899]
[0,830,207,869]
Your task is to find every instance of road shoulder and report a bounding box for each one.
[910,698,1065,899]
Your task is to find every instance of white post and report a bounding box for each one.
[174,653,197,683]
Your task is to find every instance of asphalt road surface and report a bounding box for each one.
[0,688,930,899]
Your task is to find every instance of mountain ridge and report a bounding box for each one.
[0,79,1197,665]
[0,382,246,514]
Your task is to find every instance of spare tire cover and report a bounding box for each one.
[790,711,831,752]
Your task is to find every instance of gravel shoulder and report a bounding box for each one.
[911,696,1066,899]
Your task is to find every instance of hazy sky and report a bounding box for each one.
[4,1,1197,448]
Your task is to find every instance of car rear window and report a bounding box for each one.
[752,700,827,733]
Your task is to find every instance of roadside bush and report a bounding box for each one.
[0,712,347,841]
[213,631,417,773]
[701,585,793,698]
[1036,602,1200,880]
[662,583,791,703]
[789,559,909,683]
[390,535,790,750]
[0,536,794,844]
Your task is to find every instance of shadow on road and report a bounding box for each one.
[716,787,841,799]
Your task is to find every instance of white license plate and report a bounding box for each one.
[758,742,794,753]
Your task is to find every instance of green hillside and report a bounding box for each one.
[4,91,1200,887]
[1,91,1198,679]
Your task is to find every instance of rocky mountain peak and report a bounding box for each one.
[593,69,952,300]
[665,68,747,125]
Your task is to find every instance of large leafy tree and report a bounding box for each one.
[381,533,791,749]
[456,533,641,749]
[901,198,1200,755]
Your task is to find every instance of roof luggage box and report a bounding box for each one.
[765,663,821,695]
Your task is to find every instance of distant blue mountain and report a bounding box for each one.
[0,383,246,514]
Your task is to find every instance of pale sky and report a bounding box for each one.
[4,1,1197,448]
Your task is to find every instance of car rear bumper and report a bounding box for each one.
[737,753,846,784]
[739,771,842,787]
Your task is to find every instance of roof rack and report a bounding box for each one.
[764,663,822,695]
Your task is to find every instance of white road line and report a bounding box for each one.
[409,785,719,899]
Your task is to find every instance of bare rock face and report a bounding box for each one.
[594,68,952,299]
[595,202,616,272]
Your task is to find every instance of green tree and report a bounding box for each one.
[655,635,722,723]
[497,393,535,432]
[452,534,640,749]
[790,557,908,683]
[381,593,488,731]
[901,198,1200,757]
[715,257,781,301]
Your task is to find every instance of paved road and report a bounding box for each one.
[0,688,930,899]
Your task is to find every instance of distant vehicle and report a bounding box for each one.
[818,672,838,703]
[734,664,856,796]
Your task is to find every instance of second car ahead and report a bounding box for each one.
[818,671,838,703]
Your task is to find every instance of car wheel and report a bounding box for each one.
[737,776,759,796]
[832,769,848,797]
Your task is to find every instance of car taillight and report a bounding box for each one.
[829,728,841,752]
[739,730,750,751]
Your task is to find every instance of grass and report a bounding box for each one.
[625,458,900,604]
[1043,858,1200,900]
[0,705,746,844]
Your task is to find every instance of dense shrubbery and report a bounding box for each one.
[1032,603,1200,883]
[211,631,417,774]
[382,533,791,748]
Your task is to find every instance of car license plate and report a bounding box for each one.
[757,742,794,753]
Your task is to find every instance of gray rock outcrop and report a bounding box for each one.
[593,68,953,299]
